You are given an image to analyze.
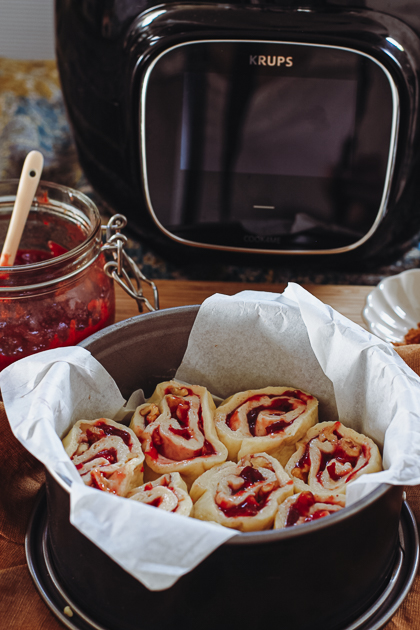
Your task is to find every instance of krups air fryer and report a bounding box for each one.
[55,0,420,263]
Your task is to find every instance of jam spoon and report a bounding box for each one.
[0,150,44,267]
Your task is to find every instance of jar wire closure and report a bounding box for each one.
[101,214,159,313]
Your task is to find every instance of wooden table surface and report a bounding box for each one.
[115,280,373,329]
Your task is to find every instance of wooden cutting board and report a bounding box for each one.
[115,280,373,329]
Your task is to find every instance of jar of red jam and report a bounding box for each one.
[0,180,120,371]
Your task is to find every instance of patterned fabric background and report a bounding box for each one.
[1,57,420,285]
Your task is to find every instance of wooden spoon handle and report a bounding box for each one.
[0,151,44,267]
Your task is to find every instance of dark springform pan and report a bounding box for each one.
[38,307,414,630]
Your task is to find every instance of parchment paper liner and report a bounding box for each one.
[2,284,420,591]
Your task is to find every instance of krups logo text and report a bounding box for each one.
[249,55,293,67]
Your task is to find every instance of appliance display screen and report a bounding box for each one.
[143,41,395,252]
[180,73,358,179]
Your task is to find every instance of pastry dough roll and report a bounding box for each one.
[274,491,345,529]
[63,418,144,496]
[190,452,294,532]
[127,472,192,516]
[130,380,228,488]
[285,421,382,496]
[214,386,318,465]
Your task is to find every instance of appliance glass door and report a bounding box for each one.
[141,40,397,253]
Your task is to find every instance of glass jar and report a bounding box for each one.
[0,180,115,371]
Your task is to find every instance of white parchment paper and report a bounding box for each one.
[177,286,420,502]
[2,285,420,591]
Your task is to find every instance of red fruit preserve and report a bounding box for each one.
[0,180,115,370]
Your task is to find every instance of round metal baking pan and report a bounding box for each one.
[61,306,414,629]
[26,487,419,630]
[23,306,420,630]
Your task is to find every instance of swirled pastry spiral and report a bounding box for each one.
[285,421,382,496]
[127,472,192,516]
[63,418,144,496]
[130,380,228,487]
[190,452,294,532]
[214,387,318,465]
[274,491,345,528]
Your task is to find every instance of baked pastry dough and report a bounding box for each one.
[130,380,228,487]
[190,452,294,532]
[274,491,345,528]
[63,418,144,496]
[214,387,318,465]
[127,472,192,516]
[285,421,382,496]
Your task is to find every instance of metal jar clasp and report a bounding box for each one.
[101,214,159,312]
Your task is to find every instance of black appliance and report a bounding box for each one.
[55,1,420,263]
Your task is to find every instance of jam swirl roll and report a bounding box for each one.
[285,421,382,496]
[130,380,228,487]
[214,386,318,465]
[274,491,345,528]
[190,453,294,532]
[63,418,145,496]
[127,472,193,516]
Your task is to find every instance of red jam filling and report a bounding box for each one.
[89,469,119,493]
[166,395,205,432]
[0,231,115,371]
[321,447,358,481]
[144,478,169,493]
[295,429,367,484]
[218,495,264,518]
[294,448,311,476]
[217,465,274,518]
[151,428,164,452]
[285,492,336,527]
[84,421,131,449]
[316,442,366,482]
[11,241,69,265]
[75,447,118,469]
[94,421,131,447]
[147,392,216,460]
[218,486,272,518]
[286,491,315,525]
[142,478,176,509]
[90,473,105,491]
[47,241,68,257]
[13,248,56,265]
[226,391,308,436]
[167,396,191,426]
[282,389,313,404]
[237,465,266,490]
[202,439,216,456]
[149,428,216,460]
[169,426,192,440]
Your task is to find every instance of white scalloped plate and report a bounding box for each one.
[363,269,420,343]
